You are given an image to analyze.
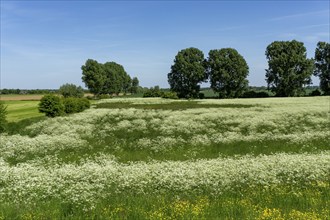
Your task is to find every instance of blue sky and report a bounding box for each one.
[1,1,329,89]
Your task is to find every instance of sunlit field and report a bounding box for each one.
[1,97,329,219]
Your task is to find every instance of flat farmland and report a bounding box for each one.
[0,94,44,101]
[0,97,329,219]
[1,100,42,122]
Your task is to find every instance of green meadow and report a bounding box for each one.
[0,97,329,219]
[3,100,43,122]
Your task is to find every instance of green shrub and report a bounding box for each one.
[76,98,90,112]
[0,102,7,133]
[63,98,79,114]
[59,83,84,98]
[38,95,64,117]
[96,94,112,99]
[310,89,321,96]
[143,87,163,97]
[241,90,270,98]
[63,97,90,114]
[161,91,179,99]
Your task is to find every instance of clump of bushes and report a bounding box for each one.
[241,90,270,98]
[143,86,178,99]
[143,87,163,98]
[39,94,90,117]
[96,94,112,99]
[63,97,90,114]
[0,102,7,133]
[38,94,65,117]
[161,91,179,99]
[309,89,321,96]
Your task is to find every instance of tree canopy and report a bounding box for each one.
[208,48,249,98]
[82,59,136,95]
[59,83,84,98]
[168,47,207,98]
[265,40,314,97]
[314,41,330,95]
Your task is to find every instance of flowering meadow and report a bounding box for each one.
[0,97,329,219]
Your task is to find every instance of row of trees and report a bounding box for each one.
[168,41,329,98]
[81,59,139,96]
[168,47,249,98]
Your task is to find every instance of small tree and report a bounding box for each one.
[59,83,84,98]
[131,77,139,94]
[0,102,7,133]
[38,94,64,117]
[168,47,207,98]
[314,41,330,95]
[208,48,249,98]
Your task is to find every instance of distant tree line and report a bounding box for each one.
[168,40,329,98]
[81,59,139,96]
[0,89,58,95]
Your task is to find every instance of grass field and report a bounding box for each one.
[1,97,329,219]
[2,100,43,122]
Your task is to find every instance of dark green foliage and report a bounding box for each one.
[81,59,106,95]
[77,98,91,111]
[198,93,205,99]
[265,40,314,97]
[103,62,129,95]
[208,48,249,98]
[241,90,270,98]
[143,86,163,97]
[0,89,57,94]
[314,41,330,95]
[38,95,64,117]
[63,98,78,114]
[310,89,322,96]
[63,98,90,114]
[130,77,140,94]
[82,59,136,96]
[0,102,7,133]
[161,91,179,99]
[96,94,112,99]
[59,83,84,98]
[168,48,207,98]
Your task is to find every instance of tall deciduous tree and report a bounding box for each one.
[82,59,134,95]
[314,41,330,95]
[81,59,106,95]
[208,48,249,98]
[265,40,314,97]
[103,62,127,95]
[168,47,207,98]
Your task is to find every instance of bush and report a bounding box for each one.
[161,92,179,99]
[96,94,112,99]
[38,95,64,117]
[310,89,321,96]
[198,93,205,99]
[76,98,90,112]
[241,91,270,98]
[0,102,7,133]
[63,97,90,114]
[143,87,163,97]
[59,83,84,98]
[63,98,78,114]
